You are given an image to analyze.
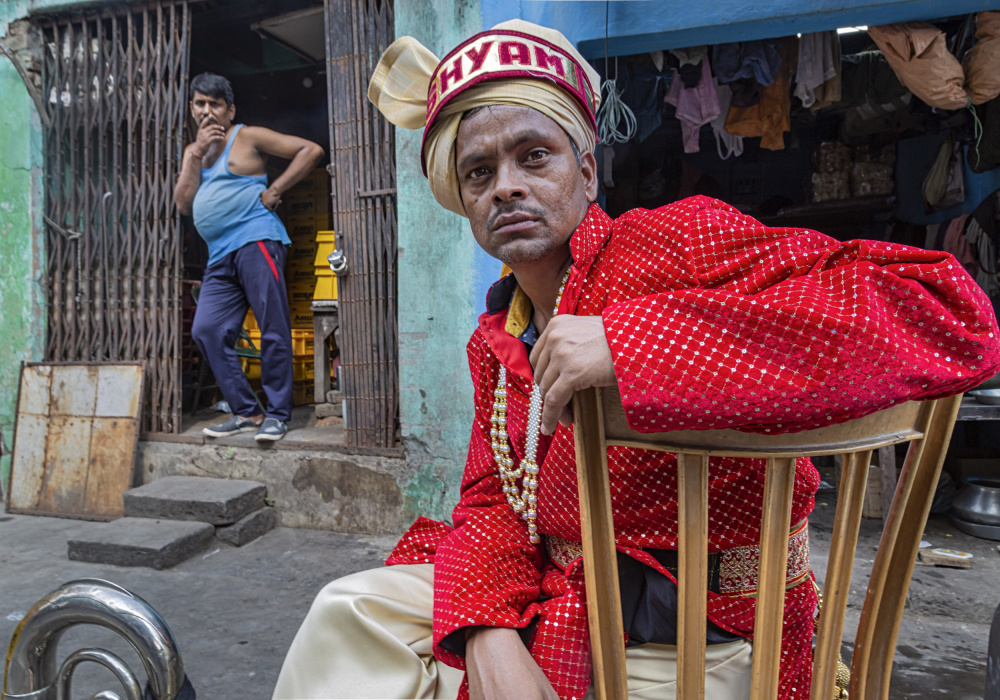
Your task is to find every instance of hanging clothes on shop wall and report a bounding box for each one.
[620,56,674,143]
[669,46,708,88]
[724,37,795,151]
[664,57,720,154]
[712,38,784,108]
[922,137,966,212]
[809,33,842,112]
[711,82,743,159]
[942,214,977,276]
[965,190,1000,297]
[795,31,839,108]
[839,51,918,142]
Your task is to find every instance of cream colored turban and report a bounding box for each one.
[368,19,601,217]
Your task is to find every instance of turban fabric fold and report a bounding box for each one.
[368,20,601,217]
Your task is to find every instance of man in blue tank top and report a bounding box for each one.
[174,73,324,442]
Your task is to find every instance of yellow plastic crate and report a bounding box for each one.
[291,308,313,329]
[245,329,314,357]
[292,329,314,355]
[287,259,318,275]
[292,380,313,406]
[288,267,317,284]
[244,308,258,332]
[288,241,317,261]
[314,242,337,269]
[313,275,338,300]
[287,284,317,306]
[293,358,315,382]
[285,198,329,218]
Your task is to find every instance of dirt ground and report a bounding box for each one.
[809,489,999,700]
[1,491,998,699]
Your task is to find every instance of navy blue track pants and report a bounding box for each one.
[192,239,293,422]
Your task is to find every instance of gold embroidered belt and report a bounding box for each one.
[545,519,811,597]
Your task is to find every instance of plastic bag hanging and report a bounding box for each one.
[964,11,1000,105]
[867,23,968,110]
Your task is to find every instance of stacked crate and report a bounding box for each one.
[314,230,338,300]
[242,168,331,405]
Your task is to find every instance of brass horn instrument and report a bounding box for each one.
[2,579,186,700]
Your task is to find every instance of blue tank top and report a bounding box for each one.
[192,124,290,265]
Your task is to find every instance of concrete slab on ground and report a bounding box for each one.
[124,476,265,525]
[67,517,215,569]
[216,507,278,546]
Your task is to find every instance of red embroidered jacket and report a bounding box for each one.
[387,197,1000,700]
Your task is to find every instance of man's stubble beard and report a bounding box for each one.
[492,235,563,265]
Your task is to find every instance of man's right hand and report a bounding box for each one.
[466,627,558,700]
[193,114,225,157]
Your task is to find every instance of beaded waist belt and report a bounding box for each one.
[545,519,811,598]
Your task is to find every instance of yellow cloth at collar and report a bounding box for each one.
[505,285,533,338]
[367,20,600,218]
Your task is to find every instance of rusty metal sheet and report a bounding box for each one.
[7,362,144,520]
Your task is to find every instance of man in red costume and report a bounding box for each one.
[274,20,1000,700]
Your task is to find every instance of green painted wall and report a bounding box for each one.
[0,3,52,494]
[395,0,487,524]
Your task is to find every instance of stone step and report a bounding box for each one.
[68,517,214,570]
[216,507,278,546]
[124,476,266,525]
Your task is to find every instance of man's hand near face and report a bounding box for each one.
[193,114,226,157]
[466,627,558,700]
[530,315,616,435]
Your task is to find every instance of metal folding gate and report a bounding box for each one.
[39,1,191,434]
[325,0,399,447]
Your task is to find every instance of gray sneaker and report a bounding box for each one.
[203,415,260,437]
[255,417,288,442]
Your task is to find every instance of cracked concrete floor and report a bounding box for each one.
[1,492,998,699]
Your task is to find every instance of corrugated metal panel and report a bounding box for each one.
[325,0,398,447]
[39,2,190,433]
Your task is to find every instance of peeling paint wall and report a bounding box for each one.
[0,2,55,493]
[395,0,488,524]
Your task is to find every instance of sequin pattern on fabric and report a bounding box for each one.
[386,197,1000,700]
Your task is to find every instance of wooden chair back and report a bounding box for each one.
[571,386,963,700]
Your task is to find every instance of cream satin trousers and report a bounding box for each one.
[272,563,753,700]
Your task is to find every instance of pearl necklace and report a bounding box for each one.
[491,269,570,545]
